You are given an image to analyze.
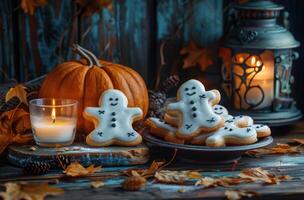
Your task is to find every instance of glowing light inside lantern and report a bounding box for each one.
[233,51,274,109]
[51,99,56,123]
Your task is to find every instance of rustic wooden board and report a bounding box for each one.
[1,125,304,199]
[7,143,149,167]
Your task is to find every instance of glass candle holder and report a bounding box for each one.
[29,98,78,147]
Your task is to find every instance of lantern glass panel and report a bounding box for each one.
[232,50,274,110]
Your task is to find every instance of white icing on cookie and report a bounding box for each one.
[212,105,229,117]
[148,117,176,132]
[166,79,223,138]
[190,114,254,145]
[84,89,143,146]
[146,117,184,144]
[249,124,271,138]
[224,115,254,127]
[206,123,257,147]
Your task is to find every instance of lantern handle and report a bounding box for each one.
[72,44,102,67]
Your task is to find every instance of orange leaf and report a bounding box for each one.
[291,138,304,145]
[246,143,301,157]
[239,167,292,185]
[20,0,48,15]
[5,84,28,105]
[0,182,63,200]
[180,41,213,71]
[91,181,105,188]
[63,162,102,177]
[155,170,202,184]
[195,177,252,188]
[0,109,33,155]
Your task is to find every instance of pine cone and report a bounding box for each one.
[122,176,147,191]
[148,90,166,111]
[148,90,166,118]
[55,155,72,169]
[158,75,180,93]
[23,161,51,175]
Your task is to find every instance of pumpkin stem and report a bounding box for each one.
[72,44,93,67]
[78,45,102,67]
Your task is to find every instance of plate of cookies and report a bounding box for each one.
[144,79,273,164]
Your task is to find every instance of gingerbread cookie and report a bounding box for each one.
[249,124,271,138]
[145,118,184,144]
[206,123,257,147]
[190,112,254,146]
[166,79,224,139]
[84,89,143,147]
[225,115,254,128]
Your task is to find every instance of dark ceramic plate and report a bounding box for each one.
[143,131,273,164]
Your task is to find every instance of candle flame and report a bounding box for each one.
[51,99,56,123]
[251,56,256,66]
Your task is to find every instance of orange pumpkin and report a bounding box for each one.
[39,44,148,134]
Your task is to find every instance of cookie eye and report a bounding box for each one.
[220,107,223,110]
[224,127,228,130]
[229,128,233,131]
[185,87,189,91]
[192,86,196,90]
[115,98,119,101]
[214,107,218,110]
[109,98,113,101]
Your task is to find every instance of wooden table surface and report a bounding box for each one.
[1,122,304,200]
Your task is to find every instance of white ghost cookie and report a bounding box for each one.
[212,105,229,117]
[145,118,184,144]
[166,79,224,139]
[212,104,253,127]
[205,123,257,147]
[84,89,143,147]
[190,112,254,146]
[249,124,271,138]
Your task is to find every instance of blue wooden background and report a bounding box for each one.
[0,0,223,87]
[1,0,304,111]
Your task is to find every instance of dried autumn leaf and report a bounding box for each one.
[291,138,304,145]
[64,162,102,177]
[225,190,259,200]
[239,167,292,185]
[0,109,33,155]
[20,0,48,15]
[0,182,63,200]
[123,160,166,178]
[5,84,28,105]
[246,143,301,157]
[155,170,202,184]
[180,41,213,71]
[195,177,252,188]
[91,181,105,188]
[74,0,112,16]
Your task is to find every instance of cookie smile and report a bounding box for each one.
[214,111,223,115]
[186,92,196,96]
[110,103,118,106]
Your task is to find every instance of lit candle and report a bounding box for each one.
[233,51,274,109]
[29,98,78,147]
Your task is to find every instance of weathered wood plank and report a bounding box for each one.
[80,0,150,81]
[0,0,16,82]
[16,0,76,82]
[7,143,149,168]
[154,0,223,88]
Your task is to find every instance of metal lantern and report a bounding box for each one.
[222,0,301,125]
